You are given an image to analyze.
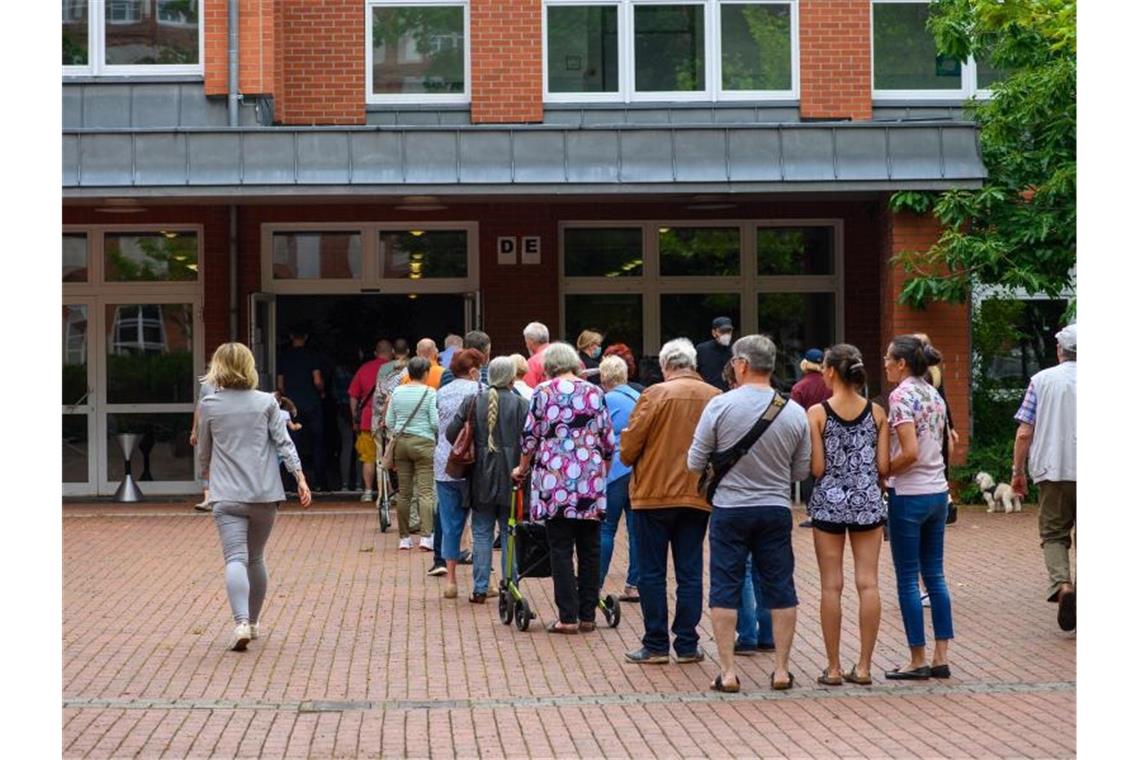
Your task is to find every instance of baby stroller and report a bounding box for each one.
[499,486,621,631]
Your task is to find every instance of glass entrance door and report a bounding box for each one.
[63,301,95,494]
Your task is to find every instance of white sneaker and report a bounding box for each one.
[250,622,261,640]
[419,535,434,551]
[921,592,931,608]
[360,490,374,502]
[230,622,252,651]
[398,537,413,551]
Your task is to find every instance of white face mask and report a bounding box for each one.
[716,333,732,347]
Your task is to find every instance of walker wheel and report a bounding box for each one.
[515,598,531,632]
[603,594,621,628]
[499,588,513,625]
[378,501,390,533]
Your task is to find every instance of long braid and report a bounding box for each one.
[486,387,500,452]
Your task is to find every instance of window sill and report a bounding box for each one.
[63,74,206,85]
[544,100,799,110]
[366,103,471,112]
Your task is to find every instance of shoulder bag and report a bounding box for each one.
[379,388,430,470]
[445,392,478,479]
[697,393,788,505]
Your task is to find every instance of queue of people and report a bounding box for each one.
[195,315,1006,693]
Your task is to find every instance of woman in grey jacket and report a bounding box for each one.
[447,356,528,603]
[198,342,312,651]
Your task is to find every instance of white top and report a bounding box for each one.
[1021,361,1077,483]
[513,380,534,402]
[887,376,948,496]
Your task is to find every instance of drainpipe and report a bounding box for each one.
[227,0,240,340]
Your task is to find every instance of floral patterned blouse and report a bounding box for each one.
[887,376,948,496]
[520,376,615,521]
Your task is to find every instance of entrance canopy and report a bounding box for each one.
[63,121,984,198]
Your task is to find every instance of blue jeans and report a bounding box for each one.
[736,555,775,648]
[599,474,639,589]
[634,507,709,656]
[887,489,954,648]
[436,480,468,562]
[471,509,510,595]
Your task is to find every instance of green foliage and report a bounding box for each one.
[372,6,465,93]
[106,235,198,282]
[952,439,1038,505]
[107,352,195,405]
[721,4,793,90]
[889,0,1076,309]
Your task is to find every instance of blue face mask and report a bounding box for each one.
[589,347,602,359]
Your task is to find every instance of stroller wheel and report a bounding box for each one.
[498,589,513,625]
[602,594,621,628]
[515,598,531,632]
[378,501,390,533]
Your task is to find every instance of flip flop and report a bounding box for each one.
[843,667,873,685]
[770,672,795,691]
[546,621,578,635]
[710,674,741,693]
[817,670,843,686]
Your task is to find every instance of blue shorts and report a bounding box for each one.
[436,480,469,561]
[709,506,798,610]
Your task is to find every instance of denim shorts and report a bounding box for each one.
[812,518,886,535]
[709,506,797,610]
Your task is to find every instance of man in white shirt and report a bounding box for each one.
[1012,323,1077,632]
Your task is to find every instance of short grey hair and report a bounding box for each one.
[658,338,697,372]
[598,355,628,387]
[523,321,550,344]
[732,334,776,374]
[543,342,580,378]
[487,356,516,389]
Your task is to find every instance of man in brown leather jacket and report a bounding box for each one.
[620,338,720,664]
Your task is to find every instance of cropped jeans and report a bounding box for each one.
[887,489,954,648]
[599,474,639,589]
[736,555,775,648]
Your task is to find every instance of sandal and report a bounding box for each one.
[710,674,741,693]
[546,621,578,634]
[619,586,640,603]
[770,672,795,691]
[843,667,873,686]
[817,670,843,687]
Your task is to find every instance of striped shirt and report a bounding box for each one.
[384,384,438,441]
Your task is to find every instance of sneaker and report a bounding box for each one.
[493,535,502,550]
[674,647,706,664]
[360,490,374,502]
[798,518,813,528]
[921,592,931,608]
[419,535,434,551]
[398,537,412,551]
[624,647,670,665]
[194,501,212,512]
[458,549,473,565]
[734,640,759,656]
[757,642,776,652]
[1057,588,1076,632]
[250,622,261,640]
[229,622,252,651]
[427,561,447,577]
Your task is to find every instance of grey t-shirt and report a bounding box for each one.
[687,385,811,509]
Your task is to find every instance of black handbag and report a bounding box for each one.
[697,393,787,505]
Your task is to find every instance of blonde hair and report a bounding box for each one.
[510,353,528,379]
[576,329,603,352]
[203,342,258,390]
[486,356,517,453]
[598,355,628,387]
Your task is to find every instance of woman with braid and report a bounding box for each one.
[447,356,529,603]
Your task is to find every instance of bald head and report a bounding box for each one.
[416,338,438,360]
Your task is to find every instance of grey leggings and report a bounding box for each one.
[213,501,278,624]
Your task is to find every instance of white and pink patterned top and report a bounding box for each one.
[887,376,948,496]
[520,377,615,521]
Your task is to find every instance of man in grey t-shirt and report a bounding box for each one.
[688,334,810,693]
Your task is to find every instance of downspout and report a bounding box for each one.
[227,0,240,341]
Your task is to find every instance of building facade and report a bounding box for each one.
[63,0,983,496]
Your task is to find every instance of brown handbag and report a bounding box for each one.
[445,393,478,479]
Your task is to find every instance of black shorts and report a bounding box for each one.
[811,518,886,535]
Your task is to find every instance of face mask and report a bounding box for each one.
[716,333,732,347]
[589,347,602,359]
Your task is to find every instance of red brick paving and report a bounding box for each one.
[63,501,1075,758]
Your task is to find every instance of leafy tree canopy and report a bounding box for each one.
[889,0,1075,309]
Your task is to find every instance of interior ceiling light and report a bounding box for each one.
[658,227,671,234]
[161,230,179,239]
[95,206,147,214]
[394,204,447,212]
[409,229,425,237]
[408,293,419,299]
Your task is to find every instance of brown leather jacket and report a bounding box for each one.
[620,369,721,511]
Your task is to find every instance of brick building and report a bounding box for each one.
[63,0,985,496]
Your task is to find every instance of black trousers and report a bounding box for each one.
[546,517,601,624]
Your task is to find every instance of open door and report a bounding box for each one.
[464,290,482,333]
[249,293,276,392]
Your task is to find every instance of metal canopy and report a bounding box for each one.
[62,122,985,196]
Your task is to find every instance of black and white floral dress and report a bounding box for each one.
[808,400,885,527]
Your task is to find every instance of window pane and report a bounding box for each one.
[105,0,200,66]
[976,55,1006,89]
[105,303,195,403]
[63,0,89,65]
[371,5,465,95]
[565,294,644,360]
[634,4,704,92]
[63,414,89,482]
[272,232,362,280]
[721,3,792,91]
[63,304,89,404]
[660,227,740,276]
[757,227,834,276]
[105,232,199,282]
[106,412,195,482]
[757,292,835,385]
[380,230,468,279]
[63,234,88,282]
[873,2,960,90]
[547,5,619,93]
[564,228,643,277]
[660,293,740,344]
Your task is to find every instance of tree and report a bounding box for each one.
[889,0,1076,310]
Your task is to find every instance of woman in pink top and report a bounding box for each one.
[882,335,953,681]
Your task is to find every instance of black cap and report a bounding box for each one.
[711,317,734,332]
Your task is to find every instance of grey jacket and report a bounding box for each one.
[446,388,528,511]
[198,389,302,504]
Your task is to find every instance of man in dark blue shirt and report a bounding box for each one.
[695,317,734,392]
[277,327,326,490]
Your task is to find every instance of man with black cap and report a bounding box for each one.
[696,317,734,391]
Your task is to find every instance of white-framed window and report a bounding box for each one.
[63,0,204,77]
[366,0,471,105]
[871,0,1000,101]
[543,0,799,103]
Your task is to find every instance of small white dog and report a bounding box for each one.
[975,471,1022,513]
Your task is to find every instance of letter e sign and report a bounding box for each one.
[521,236,541,265]
[497,236,517,265]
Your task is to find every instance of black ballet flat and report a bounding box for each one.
[885,666,931,680]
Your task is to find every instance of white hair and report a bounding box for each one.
[658,338,697,372]
[733,334,776,374]
[443,333,463,349]
[598,355,628,387]
[543,342,580,377]
[523,321,550,344]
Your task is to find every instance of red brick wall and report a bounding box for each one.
[204,0,277,97]
[881,209,971,464]
[469,0,543,124]
[799,0,873,121]
[276,0,365,125]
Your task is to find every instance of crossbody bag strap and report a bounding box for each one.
[395,388,430,437]
[720,393,788,471]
